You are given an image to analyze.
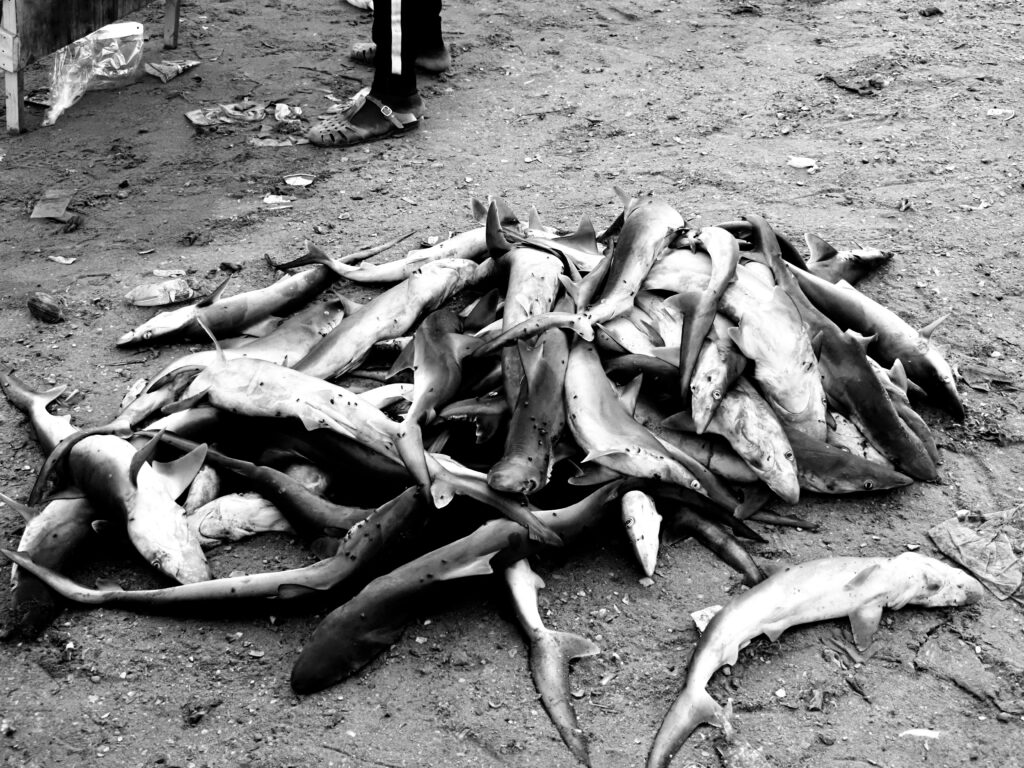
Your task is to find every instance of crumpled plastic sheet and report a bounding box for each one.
[928,505,1024,604]
[185,101,269,126]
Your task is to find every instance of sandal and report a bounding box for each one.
[307,92,420,147]
[348,41,451,73]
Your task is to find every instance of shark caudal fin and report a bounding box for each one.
[530,628,602,767]
[647,686,726,768]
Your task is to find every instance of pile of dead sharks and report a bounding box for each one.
[1,192,984,768]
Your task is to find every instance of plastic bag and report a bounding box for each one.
[44,21,145,126]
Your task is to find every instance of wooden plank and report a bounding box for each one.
[13,0,152,67]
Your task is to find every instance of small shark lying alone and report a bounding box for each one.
[647,552,983,768]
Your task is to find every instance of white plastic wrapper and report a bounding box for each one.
[44,22,145,126]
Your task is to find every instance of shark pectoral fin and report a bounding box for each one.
[461,288,502,333]
[386,337,417,379]
[844,563,882,591]
[612,374,644,414]
[848,603,884,651]
[277,583,324,600]
[439,552,497,581]
[581,449,626,464]
[449,333,484,361]
[567,464,622,486]
[151,443,209,501]
[161,389,210,415]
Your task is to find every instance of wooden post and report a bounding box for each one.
[2,0,23,132]
[4,69,22,132]
[163,0,181,49]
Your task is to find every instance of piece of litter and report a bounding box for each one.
[31,189,74,220]
[899,728,943,739]
[284,174,316,187]
[263,194,294,205]
[138,249,155,256]
[787,156,818,171]
[144,59,200,83]
[986,108,1015,120]
[152,269,186,278]
[639,576,655,588]
[249,136,310,147]
[690,605,723,633]
[124,278,195,307]
[47,255,76,265]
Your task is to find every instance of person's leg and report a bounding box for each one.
[307,0,421,146]
[348,0,449,74]
[368,0,421,113]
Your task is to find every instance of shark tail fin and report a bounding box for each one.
[647,687,726,768]
[531,628,602,767]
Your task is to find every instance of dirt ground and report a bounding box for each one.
[1,0,1023,766]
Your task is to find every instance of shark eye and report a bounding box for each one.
[712,389,722,401]
[143,331,153,340]
[784,450,794,461]
[689,480,701,490]
[863,480,874,490]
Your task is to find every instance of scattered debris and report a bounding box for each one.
[959,363,1018,392]
[124,278,196,307]
[929,505,1024,605]
[186,101,268,127]
[143,59,201,83]
[46,255,77,265]
[152,268,186,278]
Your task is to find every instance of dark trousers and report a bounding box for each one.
[370,0,444,111]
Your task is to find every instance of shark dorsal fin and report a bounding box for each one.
[804,233,839,263]
[491,197,520,227]
[485,201,514,254]
[150,442,209,500]
[889,359,909,391]
[919,313,949,340]
[470,197,489,224]
[196,275,231,308]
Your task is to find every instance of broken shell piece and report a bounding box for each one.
[621,490,662,577]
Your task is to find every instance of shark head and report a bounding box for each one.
[117,304,199,346]
[891,552,984,608]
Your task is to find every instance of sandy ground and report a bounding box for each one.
[1,0,1023,766]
